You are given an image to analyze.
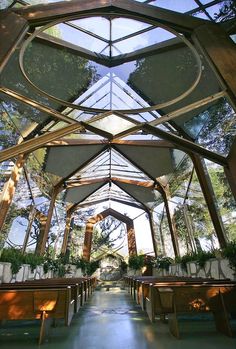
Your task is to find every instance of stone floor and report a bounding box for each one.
[0,287,235,349]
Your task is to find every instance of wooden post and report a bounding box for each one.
[191,154,228,248]
[61,210,73,254]
[224,136,236,201]
[35,211,48,255]
[83,218,97,262]
[146,210,158,257]
[126,221,137,256]
[193,23,236,109]
[162,187,180,257]
[22,205,36,254]
[37,187,59,256]
[0,154,26,232]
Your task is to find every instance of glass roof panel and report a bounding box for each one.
[69,17,110,41]
[44,144,106,178]
[205,3,225,21]
[64,182,104,203]
[117,181,157,208]
[23,41,99,104]
[115,145,176,179]
[55,23,108,53]
[89,113,136,135]
[1,49,64,113]
[113,27,175,56]
[111,18,151,41]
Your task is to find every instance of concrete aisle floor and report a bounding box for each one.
[0,287,236,349]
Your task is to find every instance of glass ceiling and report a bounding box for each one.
[0,0,235,216]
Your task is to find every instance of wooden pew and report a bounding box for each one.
[146,282,236,338]
[131,276,213,308]
[1,280,82,314]
[0,286,74,344]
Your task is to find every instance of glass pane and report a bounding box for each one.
[206,3,225,21]
[90,114,136,135]
[0,0,14,9]
[147,0,198,12]
[23,41,99,103]
[113,28,175,56]
[206,160,236,242]
[112,18,150,41]
[56,23,108,52]
[69,17,110,40]
[196,98,236,156]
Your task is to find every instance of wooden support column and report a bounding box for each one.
[191,154,228,248]
[0,154,25,232]
[35,211,48,255]
[126,221,137,257]
[224,136,236,201]
[83,218,97,262]
[146,210,158,257]
[162,187,180,257]
[61,209,73,254]
[0,11,29,73]
[37,187,59,256]
[193,23,236,109]
[22,205,36,254]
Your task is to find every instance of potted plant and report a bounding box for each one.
[222,241,236,272]
[128,255,145,275]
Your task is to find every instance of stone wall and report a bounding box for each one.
[153,258,236,280]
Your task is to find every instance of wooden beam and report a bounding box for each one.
[193,23,236,109]
[149,91,226,127]
[191,154,228,248]
[0,11,29,73]
[0,87,76,125]
[13,0,207,32]
[71,197,143,211]
[224,136,236,201]
[47,139,174,148]
[0,123,84,163]
[83,207,137,260]
[61,210,73,254]
[112,0,208,33]
[13,0,113,25]
[143,124,227,166]
[0,154,26,232]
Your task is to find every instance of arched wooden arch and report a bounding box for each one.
[83,208,137,261]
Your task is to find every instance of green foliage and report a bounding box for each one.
[0,248,24,274]
[69,256,99,276]
[155,256,174,271]
[222,241,236,271]
[24,253,44,272]
[43,255,66,277]
[176,251,215,272]
[214,0,236,21]
[128,255,145,270]
[120,260,128,272]
[86,260,100,276]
